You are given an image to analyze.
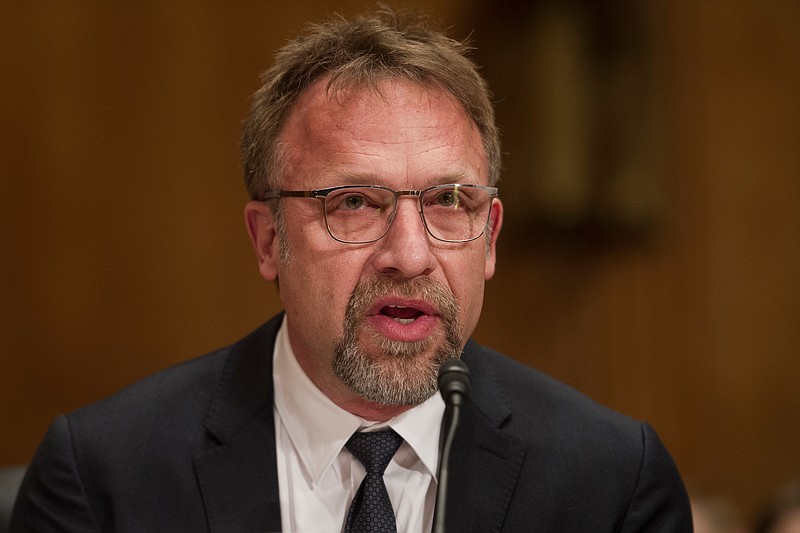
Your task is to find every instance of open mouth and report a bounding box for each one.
[381,304,426,324]
[364,298,439,342]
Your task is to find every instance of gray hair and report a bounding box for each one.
[240,5,501,200]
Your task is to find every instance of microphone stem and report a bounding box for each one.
[433,400,461,533]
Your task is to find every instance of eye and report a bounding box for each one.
[430,189,460,208]
[341,194,366,210]
[328,189,387,213]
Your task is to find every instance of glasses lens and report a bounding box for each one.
[323,187,395,243]
[421,185,492,242]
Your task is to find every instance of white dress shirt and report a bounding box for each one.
[273,316,445,533]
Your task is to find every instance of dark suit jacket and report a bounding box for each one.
[11,314,692,532]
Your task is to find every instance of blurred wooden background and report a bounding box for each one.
[1,0,798,524]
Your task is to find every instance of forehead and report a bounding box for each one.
[276,76,488,188]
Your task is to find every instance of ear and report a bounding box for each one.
[484,198,503,280]
[244,201,280,281]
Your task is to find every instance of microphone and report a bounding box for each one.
[433,358,471,533]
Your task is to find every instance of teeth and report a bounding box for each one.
[383,304,419,324]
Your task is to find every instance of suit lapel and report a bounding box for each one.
[445,341,528,533]
[194,316,284,533]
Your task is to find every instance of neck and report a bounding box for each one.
[337,395,415,422]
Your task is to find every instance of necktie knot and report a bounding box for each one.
[345,429,404,474]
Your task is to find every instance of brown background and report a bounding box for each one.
[1,0,798,523]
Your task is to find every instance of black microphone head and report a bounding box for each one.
[438,358,471,404]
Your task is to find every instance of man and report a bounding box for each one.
[11,7,692,532]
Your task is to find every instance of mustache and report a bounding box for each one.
[345,275,460,323]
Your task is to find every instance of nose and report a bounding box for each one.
[372,197,437,278]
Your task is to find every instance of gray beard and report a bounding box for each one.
[331,276,463,407]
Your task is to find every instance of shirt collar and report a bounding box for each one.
[273,315,445,484]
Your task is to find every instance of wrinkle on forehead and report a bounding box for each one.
[277,75,488,188]
[292,76,471,137]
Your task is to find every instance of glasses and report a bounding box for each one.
[262,184,498,244]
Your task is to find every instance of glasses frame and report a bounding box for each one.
[261,184,499,244]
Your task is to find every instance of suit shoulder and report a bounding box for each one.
[67,316,283,430]
[464,341,643,443]
[64,316,282,443]
[67,345,230,437]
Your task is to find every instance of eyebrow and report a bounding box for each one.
[320,171,477,188]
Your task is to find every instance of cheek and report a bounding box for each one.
[279,259,349,359]
[460,277,486,328]
[281,243,367,318]
[441,250,488,334]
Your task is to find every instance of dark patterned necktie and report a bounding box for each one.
[344,429,404,533]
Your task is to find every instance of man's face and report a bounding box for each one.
[245,77,502,419]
